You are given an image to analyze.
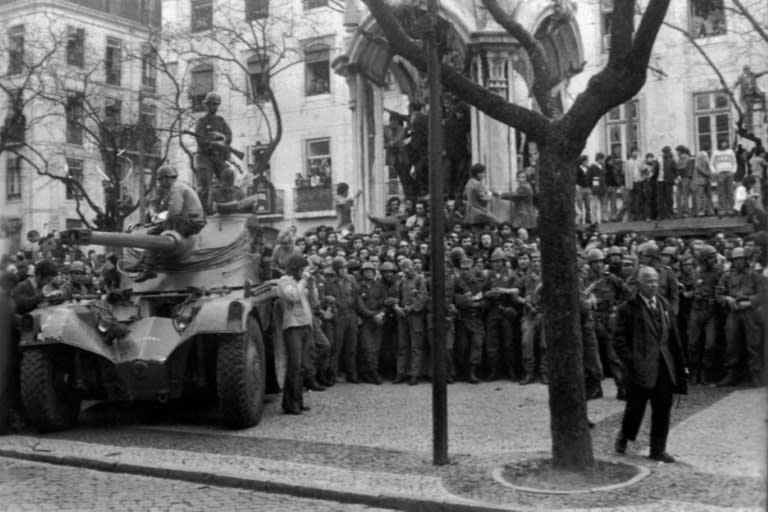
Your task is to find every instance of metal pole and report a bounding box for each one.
[137,92,146,221]
[427,0,448,466]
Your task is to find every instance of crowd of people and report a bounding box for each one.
[266,200,766,421]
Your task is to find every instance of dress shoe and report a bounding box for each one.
[614,436,628,454]
[519,375,535,386]
[649,452,675,463]
[716,376,737,387]
[393,375,408,384]
[305,379,326,392]
[408,376,419,386]
[467,371,480,384]
[539,374,549,385]
[283,407,302,415]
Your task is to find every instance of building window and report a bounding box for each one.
[189,63,214,112]
[303,0,328,9]
[691,0,726,38]
[141,44,157,93]
[600,0,613,54]
[247,56,269,103]
[105,37,122,86]
[246,0,269,20]
[140,102,160,155]
[66,92,85,145]
[694,91,731,152]
[604,99,639,159]
[6,155,22,200]
[4,89,25,144]
[191,0,213,32]
[301,138,332,188]
[65,159,84,200]
[8,25,24,75]
[304,42,330,96]
[66,27,85,67]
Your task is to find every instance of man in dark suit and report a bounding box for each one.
[614,266,688,463]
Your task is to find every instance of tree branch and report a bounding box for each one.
[361,0,549,142]
[481,0,556,117]
[731,0,768,46]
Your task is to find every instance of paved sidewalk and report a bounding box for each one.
[0,381,763,511]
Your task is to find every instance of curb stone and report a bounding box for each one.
[0,446,521,512]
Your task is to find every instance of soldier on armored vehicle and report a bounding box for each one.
[127,165,206,282]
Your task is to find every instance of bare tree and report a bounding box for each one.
[162,0,321,177]
[362,0,672,471]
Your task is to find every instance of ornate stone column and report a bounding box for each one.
[469,32,520,223]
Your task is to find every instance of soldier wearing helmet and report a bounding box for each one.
[660,246,678,270]
[584,246,631,400]
[323,255,360,384]
[129,165,206,282]
[454,253,487,384]
[393,258,427,385]
[483,247,520,381]
[195,91,232,213]
[61,260,94,298]
[378,260,401,380]
[634,240,679,315]
[715,244,762,387]
[606,246,623,277]
[356,260,385,384]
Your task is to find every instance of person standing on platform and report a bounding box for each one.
[195,92,232,214]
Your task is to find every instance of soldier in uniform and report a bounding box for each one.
[324,256,360,384]
[484,247,520,381]
[716,247,763,387]
[687,245,722,384]
[378,261,401,381]
[60,260,95,299]
[130,165,206,282]
[424,257,457,384]
[195,91,232,213]
[584,248,630,399]
[637,241,679,316]
[606,246,624,278]
[676,254,696,363]
[317,265,337,386]
[394,258,427,385]
[455,256,487,384]
[356,262,386,384]
[519,251,545,384]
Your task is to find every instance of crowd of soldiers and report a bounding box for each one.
[267,215,767,400]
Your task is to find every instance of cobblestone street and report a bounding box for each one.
[0,456,395,512]
[0,380,764,511]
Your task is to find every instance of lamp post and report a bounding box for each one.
[426,0,448,466]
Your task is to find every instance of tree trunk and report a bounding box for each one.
[538,135,595,471]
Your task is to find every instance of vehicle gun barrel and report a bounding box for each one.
[62,229,180,251]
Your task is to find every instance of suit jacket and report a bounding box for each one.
[614,292,688,394]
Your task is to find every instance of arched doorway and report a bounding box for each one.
[337,3,584,229]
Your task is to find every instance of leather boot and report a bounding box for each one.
[468,366,480,384]
[519,374,535,385]
[304,378,326,392]
[370,371,382,385]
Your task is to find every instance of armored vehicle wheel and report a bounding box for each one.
[216,325,266,429]
[20,349,81,433]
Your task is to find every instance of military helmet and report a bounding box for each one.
[331,256,347,270]
[346,258,361,271]
[489,247,506,262]
[203,91,221,104]
[449,247,466,262]
[361,261,376,271]
[286,254,308,270]
[69,260,86,273]
[586,248,605,263]
[638,241,660,258]
[699,244,717,259]
[379,261,397,272]
[157,165,178,178]
[730,247,746,260]
[606,246,623,257]
[529,251,541,260]
[661,246,678,260]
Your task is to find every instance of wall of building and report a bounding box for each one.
[0,0,158,239]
